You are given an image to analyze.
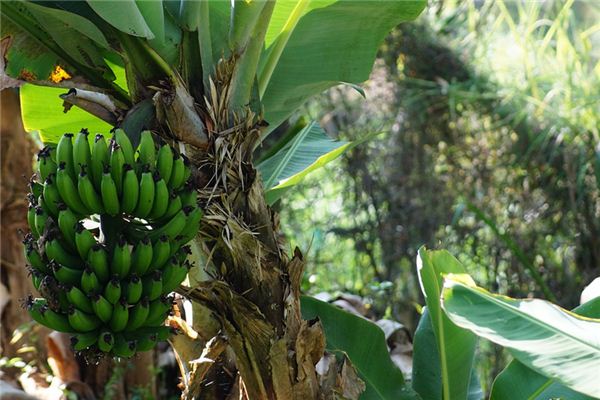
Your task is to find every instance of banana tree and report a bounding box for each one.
[1,1,425,398]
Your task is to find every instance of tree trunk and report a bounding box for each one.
[166,67,359,400]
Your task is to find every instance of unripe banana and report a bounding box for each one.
[81,267,101,293]
[57,203,78,251]
[77,167,104,214]
[120,164,139,214]
[169,153,185,190]
[144,296,173,327]
[42,174,61,217]
[156,144,173,185]
[87,244,110,283]
[91,134,109,191]
[56,162,89,215]
[29,178,43,201]
[162,259,189,294]
[125,274,143,304]
[27,205,38,237]
[97,331,114,353]
[130,237,152,276]
[51,261,83,286]
[134,165,154,218]
[112,335,136,358]
[31,270,43,291]
[37,146,57,182]
[142,270,163,301]
[74,222,96,259]
[109,298,129,332]
[56,133,76,180]
[176,206,203,245]
[178,183,198,208]
[176,245,192,264]
[136,131,156,167]
[104,277,122,304]
[181,154,192,184]
[71,331,97,351]
[148,235,170,272]
[125,297,150,331]
[73,129,91,172]
[113,129,135,167]
[130,332,157,352]
[33,206,48,240]
[91,293,113,323]
[56,284,72,312]
[111,236,131,278]
[27,297,72,332]
[158,191,182,223]
[46,238,82,270]
[68,306,101,332]
[101,164,120,216]
[65,285,94,314]
[109,141,125,196]
[148,207,186,241]
[149,173,169,220]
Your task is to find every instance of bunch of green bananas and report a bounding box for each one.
[24,129,201,358]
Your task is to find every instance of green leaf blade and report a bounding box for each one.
[442,278,600,398]
[86,0,154,38]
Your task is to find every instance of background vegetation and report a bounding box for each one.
[276,0,599,391]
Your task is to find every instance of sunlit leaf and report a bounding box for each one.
[86,0,153,38]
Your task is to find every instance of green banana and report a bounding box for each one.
[134,166,155,218]
[97,331,114,353]
[31,270,43,291]
[42,174,61,217]
[142,270,163,301]
[81,267,101,293]
[56,133,76,180]
[144,296,173,327]
[33,206,48,241]
[120,164,139,214]
[27,204,37,237]
[169,153,185,190]
[68,306,101,332]
[162,259,189,294]
[27,297,72,332]
[37,147,57,182]
[104,277,122,304]
[109,298,129,332]
[74,222,96,259]
[56,285,71,312]
[73,129,91,172]
[51,261,83,286]
[136,131,156,167]
[128,332,157,352]
[111,236,131,278]
[125,297,150,331]
[176,245,192,264]
[57,203,78,251]
[175,206,203,245]
[130,237,152,276]
[113,129,135,167]
[46,237,82,269]
[101,164,120,216]
[148,235,170,272]
[148,173,169,220]
[71,331,97,351]
[158,191,182,223]
[56,162,89,215]
[29,178,43,201]
[147,207,186,241]
[91,294,113,323]
[91,134,109,191]
[66,285,94,314]
[112,335,136,358]
[87,244,110,282]
[109,141,125,196]
[178,183,198,208]
[25,243,51,274]
[156,144,173,184]
[125,274,143,304]
[181,154,192,184]
[77,167,104,214]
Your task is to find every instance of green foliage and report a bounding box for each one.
[442,275,600,398]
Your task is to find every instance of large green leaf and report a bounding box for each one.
[20,84,112,144]
[415,249,477,400]
[86,0,153,38]
[301,296,420,400]
[442,276,600,398]
[412,307,482,400]
[490,296,600,400]
[260,0,425,130]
